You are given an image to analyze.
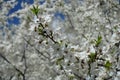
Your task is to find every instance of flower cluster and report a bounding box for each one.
[0,0,120,80]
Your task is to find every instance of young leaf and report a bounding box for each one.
[56,56,64,65]
[69,74,75,80]
[95,35,102,47]
[30,5,40,16]
[88,53,97,63]
[104,60,112,70]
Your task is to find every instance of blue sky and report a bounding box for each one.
[6,0,65,25]
[7,0,34,15]
[0,0,65,36]
[7,0,34,25]
[5,0,120,25]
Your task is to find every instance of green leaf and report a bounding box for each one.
[38,27,42,34]
[30,5,40,16]
[88,53,97,63]
[104,61,112,70]
[69,74,75,80]
[95,35,102,47]
[56,56,64,65]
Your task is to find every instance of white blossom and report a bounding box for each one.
[0,0,120,80]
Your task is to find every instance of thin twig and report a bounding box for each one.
[65,12,75,28]
[0,53,24,80]
[73,72,85,80]
[23,37,49,59]
[0,53,11,64]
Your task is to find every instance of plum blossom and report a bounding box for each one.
[0,0,120,80]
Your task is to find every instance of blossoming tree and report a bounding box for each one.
[0,0,120,80]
